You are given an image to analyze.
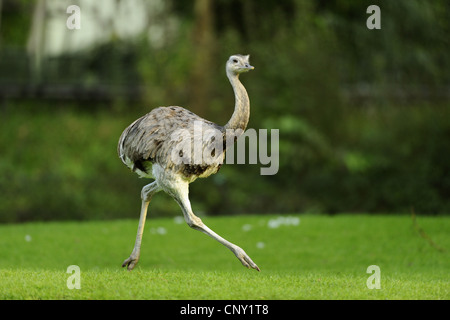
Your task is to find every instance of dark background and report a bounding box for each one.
[0,0,449,223]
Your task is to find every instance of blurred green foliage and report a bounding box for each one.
[0,0,449,222]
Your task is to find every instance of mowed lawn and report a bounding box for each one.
[0,214,448,299]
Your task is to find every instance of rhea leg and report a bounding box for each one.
[122,181,161,271]
[170,182,260,271]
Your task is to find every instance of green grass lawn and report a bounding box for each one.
[0,214,448,299]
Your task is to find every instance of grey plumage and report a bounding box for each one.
[118,106,224,181]
[118,54,259,271]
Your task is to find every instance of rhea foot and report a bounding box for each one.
[233,247,260,271]
[122,250,140,271]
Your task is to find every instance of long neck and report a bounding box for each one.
[224,70,250,132]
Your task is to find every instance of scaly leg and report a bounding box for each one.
[169,181,260,271]
[122,181,160,271]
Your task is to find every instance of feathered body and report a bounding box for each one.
[118,106,225,182]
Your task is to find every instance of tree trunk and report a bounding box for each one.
[190,0,215,117]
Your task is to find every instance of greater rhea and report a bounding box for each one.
[118,54,259,271]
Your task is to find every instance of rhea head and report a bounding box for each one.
[226,54,254,75]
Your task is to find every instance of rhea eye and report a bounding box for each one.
[232,59,238,63]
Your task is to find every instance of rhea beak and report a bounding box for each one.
[245,64,254,70]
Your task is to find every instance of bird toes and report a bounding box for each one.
[235,248,260,272]
[244,256,261,272]
[122,255,139,271]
